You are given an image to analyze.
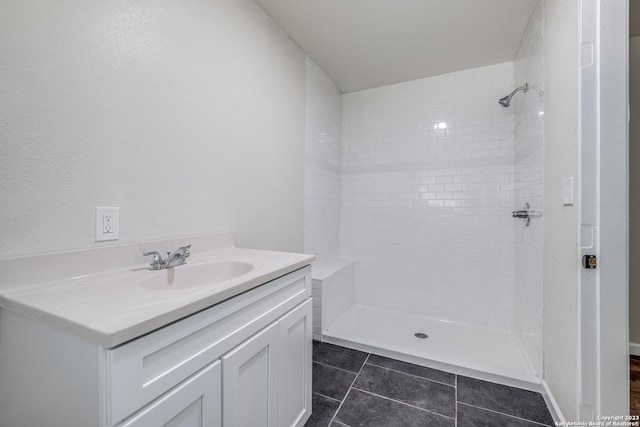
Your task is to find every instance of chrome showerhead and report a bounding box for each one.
[498,96,512,107]
[498,83,529,108]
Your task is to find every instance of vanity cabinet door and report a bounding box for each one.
[222,322,280,427]
[118,361,221,427]
[279,300,312,427]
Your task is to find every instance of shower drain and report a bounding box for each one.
[414,332,428,339]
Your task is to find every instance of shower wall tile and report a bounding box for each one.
[305,58,342,264]
[340,62,517,328]
[513,1,544,377]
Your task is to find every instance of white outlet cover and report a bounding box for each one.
[96,207,119,241]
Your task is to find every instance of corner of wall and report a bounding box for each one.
[542,379,568,424]
[542,0,580,420]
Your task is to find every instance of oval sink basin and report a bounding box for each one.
[141,261,254,290]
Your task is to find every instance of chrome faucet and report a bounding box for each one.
[143,245,191,270]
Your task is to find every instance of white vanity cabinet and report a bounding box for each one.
[221,300,311,427]
[222,321,279,427]
[0,266,312,427]
[118,361,222,427]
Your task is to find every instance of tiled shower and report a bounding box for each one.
[340,62,516,328]
[304,2,544,385]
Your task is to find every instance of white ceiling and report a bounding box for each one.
[254,0,539,93]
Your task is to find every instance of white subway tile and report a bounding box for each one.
[340,61,517,328]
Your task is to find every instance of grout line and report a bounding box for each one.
[313,360,363,376]
[312,391,342,404]
[456,402,553,427]
[328,353,371,426]
[455,374,458,427]
[365,361,456,389]
[350,388,456,421]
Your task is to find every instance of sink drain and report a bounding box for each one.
[414,332,428,339]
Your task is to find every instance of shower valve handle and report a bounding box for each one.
[511,202,541,227]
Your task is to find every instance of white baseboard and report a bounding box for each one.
[542,380,566,425]
[629,342,640,356]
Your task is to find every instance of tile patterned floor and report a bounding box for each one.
[305,341,555,427]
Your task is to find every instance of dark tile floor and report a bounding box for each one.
[305,341,555,427]
[631,355,640,417]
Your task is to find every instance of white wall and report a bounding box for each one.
[629,36,640,345]
[304,58,342,263]
[543,0,580,419]
[340,63,517,327]
[0,0,306,258]
[514,1,545,377]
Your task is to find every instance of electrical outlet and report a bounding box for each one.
[103,214,113,233]
[96,207,119,241]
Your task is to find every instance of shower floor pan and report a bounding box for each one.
[322,304,540,390]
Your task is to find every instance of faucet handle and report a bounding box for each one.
[143,251,165,270]
[174,245,191,260]
[172,245,191,265]
[182,245,191,258]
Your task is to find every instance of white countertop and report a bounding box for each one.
[0,233,314,348]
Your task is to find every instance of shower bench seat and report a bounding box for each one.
[311,259,354,341]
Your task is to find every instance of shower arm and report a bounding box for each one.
[499,83,531,107]
[499,83,545,107]
[505,84,529,100]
